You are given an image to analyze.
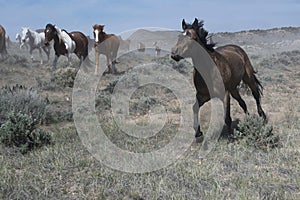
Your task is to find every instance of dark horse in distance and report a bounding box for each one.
[171,18,266,139]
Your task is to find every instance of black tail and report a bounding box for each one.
[253,72,263,97]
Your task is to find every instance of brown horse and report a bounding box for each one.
[93,24,120,74]
[171,18,266,139]
[44,23,88,69]
[0,25,8,59]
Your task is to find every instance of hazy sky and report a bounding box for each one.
[1,0,300,38]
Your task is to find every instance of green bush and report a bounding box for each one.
[0,111,52,154]
[0,85,48,125]
[51,67,77,88]
[234,115,279,150]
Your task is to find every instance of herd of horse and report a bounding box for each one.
[0,18,267,140]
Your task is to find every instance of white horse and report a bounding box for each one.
[21,27,50,64]
[53,25,76,66]
[16,33,29,49]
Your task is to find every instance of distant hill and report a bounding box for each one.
[126,27,300,55]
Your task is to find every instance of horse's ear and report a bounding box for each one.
[192,18,199,30]
[182,19,187,30]
[93,24,97,29]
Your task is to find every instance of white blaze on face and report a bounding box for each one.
[94,29,99,42]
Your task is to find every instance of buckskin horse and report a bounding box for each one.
[21,27,50,64]
[93,24,120,74]
[44,23,88,69]
[0,25,8,59]
[171,18,266,140]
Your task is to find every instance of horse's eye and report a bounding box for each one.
[183,31,191,37]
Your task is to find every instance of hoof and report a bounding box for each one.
[195,130,204,143]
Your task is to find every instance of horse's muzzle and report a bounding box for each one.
[44,41,49,46]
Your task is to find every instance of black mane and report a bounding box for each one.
[186,19,216,52]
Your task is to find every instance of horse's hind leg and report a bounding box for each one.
[224,91,233,138]
[230,88,248,114]
[243,76,267,121]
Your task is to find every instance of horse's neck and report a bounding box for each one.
[99,33,113,42]
[191,49,220,80]
[27,31,35,44]
[192,50,225,98]
[53,34,60,44]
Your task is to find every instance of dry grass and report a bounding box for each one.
[0,30,300,199]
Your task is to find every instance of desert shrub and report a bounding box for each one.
[0,85,48,125]
[234,115,279,150]
[51,67,77,88]
[43,107,73,124]
[36,67,77,90]
[2,54,29,67]
[0,111,52,154]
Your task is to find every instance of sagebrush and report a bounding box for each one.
[0,111,52,153]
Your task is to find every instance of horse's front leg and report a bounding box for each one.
[95,48,99,75]
[67,54,72,66]
[43,46,50,62]
[193,99,202,138]
[53,55,59,70]
[38,48,43,65]
[30,48,34,61]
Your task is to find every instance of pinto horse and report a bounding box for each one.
[171,18,266,140]
[44,24,88,69]
[21,27,50,64]
[93,24,120,74]
[0,25,8,59]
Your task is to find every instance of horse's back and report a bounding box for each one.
[216,44,249,61]
[110,34,120,49]
[215,44,253,88]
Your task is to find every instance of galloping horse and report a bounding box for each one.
[21,27,50,64]
[44,24,88,69]
[93,24,120,74]
[0,25,8,59]
[171,18,266,139]
[16,33,28,49]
